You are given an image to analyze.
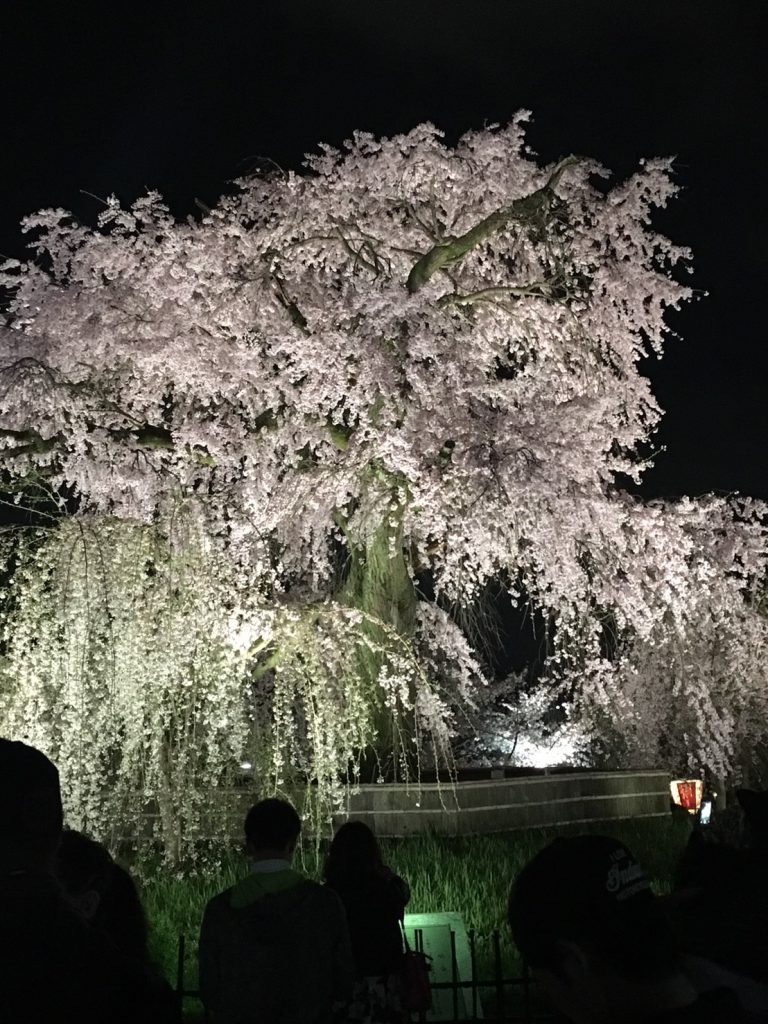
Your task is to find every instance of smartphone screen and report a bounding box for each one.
[699,799,712,825]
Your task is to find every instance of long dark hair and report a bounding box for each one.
[57,829,149,961]
[99,862,149,960]
[323,821,385,888]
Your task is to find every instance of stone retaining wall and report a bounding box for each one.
[117,769,670,845]
[334,769,670,836]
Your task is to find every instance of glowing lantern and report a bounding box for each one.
[670,778,703,813]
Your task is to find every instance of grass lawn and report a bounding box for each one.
[142,810,692,1016]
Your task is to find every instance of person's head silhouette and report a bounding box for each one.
[0,739,63,873]
[244,798,301,862]
[509,835,696,1024]
[323,820,385,887]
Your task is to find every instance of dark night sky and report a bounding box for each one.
[1,1,765,500]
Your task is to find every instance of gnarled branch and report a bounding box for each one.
[0,427,62,459]
[406,155,580,294]
[436,280,562,309]
[270,270,310,335]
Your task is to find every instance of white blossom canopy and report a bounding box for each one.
[1,114,766,805]
[1,113,691,595]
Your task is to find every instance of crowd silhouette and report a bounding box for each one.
[2,736,768,1023]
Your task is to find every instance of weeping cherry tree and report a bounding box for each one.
[1,113,766,860]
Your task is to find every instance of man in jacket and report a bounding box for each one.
[199,798,354,1023]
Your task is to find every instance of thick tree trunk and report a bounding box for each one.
[337,512,419,778]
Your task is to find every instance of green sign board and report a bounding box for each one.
[403,912,482,1021]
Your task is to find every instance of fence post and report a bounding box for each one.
[469,928,478,1021]
[449,928,459,1021]
[522,958,531,1023]
[493,929,505,1023]
[176,932,186,1014]
[415,928,427,1024]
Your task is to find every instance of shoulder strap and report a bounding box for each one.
[399,914,412,953]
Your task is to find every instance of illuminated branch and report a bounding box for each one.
[406,155,580,294]
[436,280,563,309]
[333,228,391,278]
[0,423,173,461]
[287,233,422,260]
[129,425,173,448]
[0,427,62,458]
[270,270,310,334]
[0,411,349,469]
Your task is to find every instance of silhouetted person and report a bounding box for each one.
[738,789,768,851]
[324,821,409,1023]
[0,738,155,1022]
[508,835,750,1023]
[667,794,768,1015]
[57,828,180,1022]
[199,797,354,1024]
[57,828,115,923]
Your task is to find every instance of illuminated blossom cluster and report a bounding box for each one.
[0,518,252,862]
[0,114,766,858]
[0,114,690,591]
[0,518,481,859]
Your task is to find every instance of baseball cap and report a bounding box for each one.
[509,835,677,978]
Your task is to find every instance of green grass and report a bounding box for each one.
[141,811,692,1007]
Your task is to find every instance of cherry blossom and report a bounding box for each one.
[1,115,765,858]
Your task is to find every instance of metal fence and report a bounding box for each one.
[175,927,557,1023]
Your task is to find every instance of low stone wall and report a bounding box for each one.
[334,769,670,836]
[115,769,670,845]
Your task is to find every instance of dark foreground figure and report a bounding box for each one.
[199,798,354,1024]
[324,820,410,1023]
[57,828,180,1021]
[670,789,768,994]
[0,738,167,1023]
[509,834,755,1023]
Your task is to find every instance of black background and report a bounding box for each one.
[1,1,765,500]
